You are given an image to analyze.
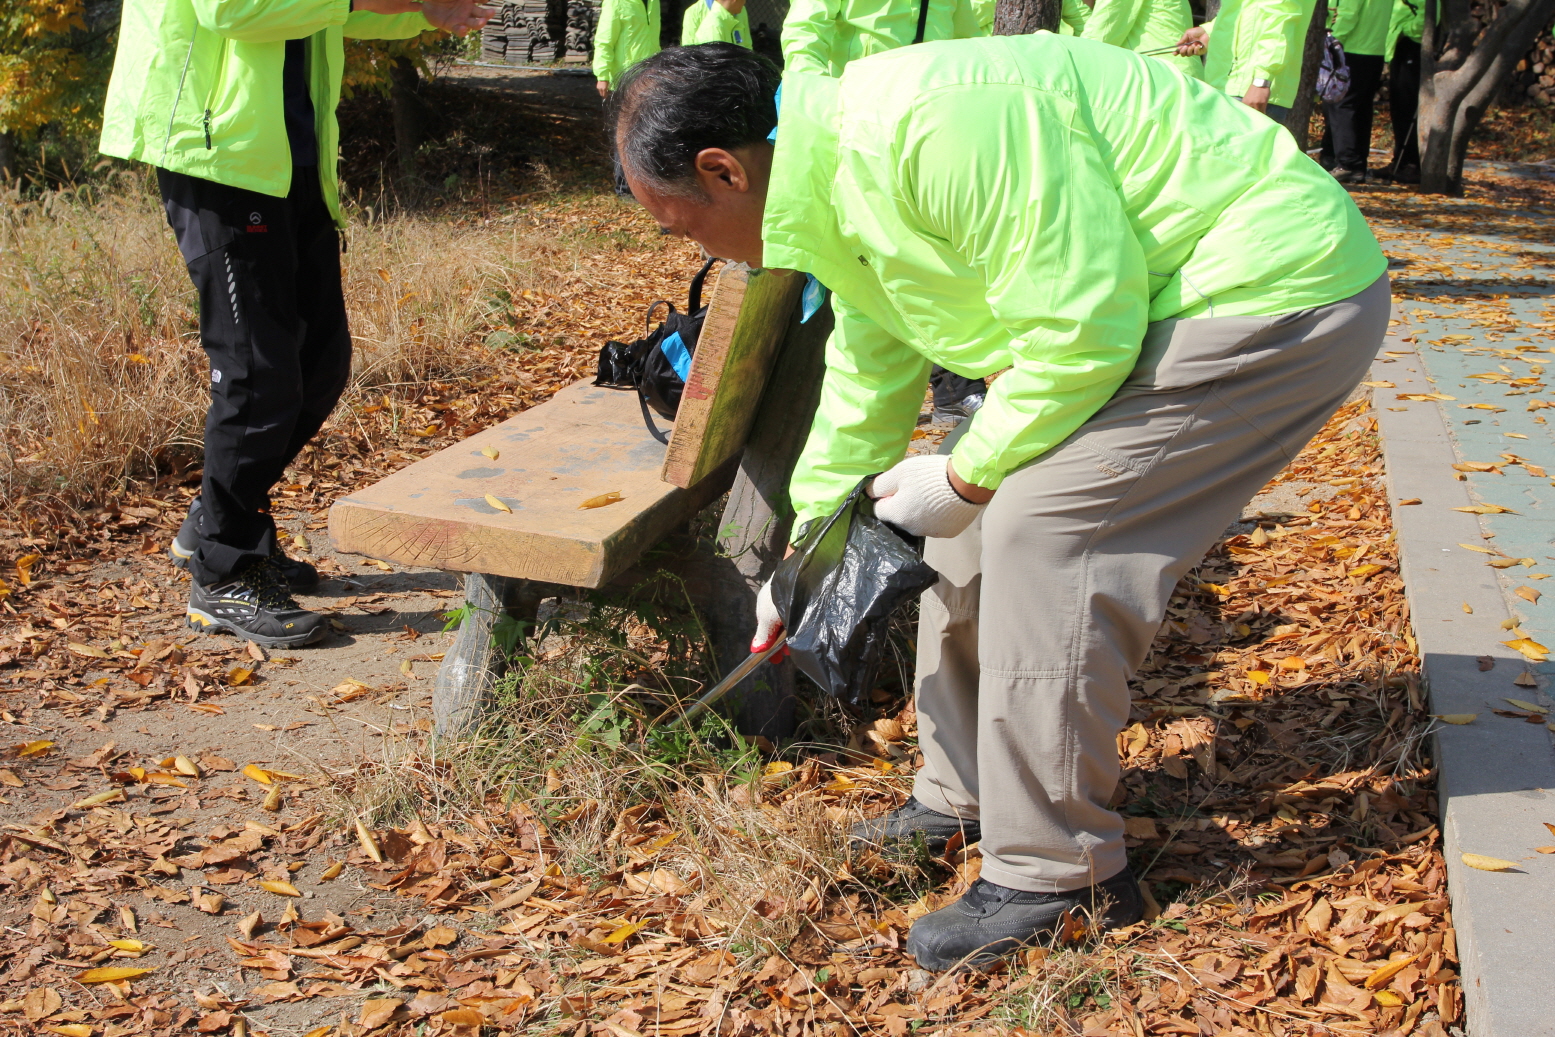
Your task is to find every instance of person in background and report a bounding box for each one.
[101,0,492,647]
[781,0,984,78]
[1321,0,1392,181]
[1176,0,1315,127]
[782,0,991,422]
[1382,0,1422,183]
[1083,0,1201,78]
[683,0,753,47]
[596,0,662,98]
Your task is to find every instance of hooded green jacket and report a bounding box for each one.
[763,34,1385,527]
[1385,0,1422,61]
[595,0,662,86]
[99,0,433,225]
[682,0,752,47]
[1330,0,1391,56]
[780,0,985,77]
[1081,0,1202,79]
[1201,0,1316,107]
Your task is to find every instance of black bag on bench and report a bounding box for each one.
[595,257,721,443]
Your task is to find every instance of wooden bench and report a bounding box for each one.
[329,263,815,736]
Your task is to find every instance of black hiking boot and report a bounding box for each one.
[186,558,328,647]
[171,498,319,591]
[849,796,982,856]
[906,869,1145,971]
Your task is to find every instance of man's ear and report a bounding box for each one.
[695,148,750,193]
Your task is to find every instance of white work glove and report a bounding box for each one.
[872,455,986,539]
[751,579,785,653]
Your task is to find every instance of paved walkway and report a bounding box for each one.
[1372,224,1555,1037]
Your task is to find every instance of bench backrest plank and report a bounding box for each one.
[660,264,803,489]
[328,380,734,588]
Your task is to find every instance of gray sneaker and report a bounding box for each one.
[906,870,1144,971]
[849,796,981,856]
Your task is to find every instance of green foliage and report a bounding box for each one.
[0,1,118,157]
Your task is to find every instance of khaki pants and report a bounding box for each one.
[912,275,1391,893]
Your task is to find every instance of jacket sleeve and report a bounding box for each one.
[594,0,620,83]
[344,10,436,40]
[953,0,988,39]
[1238,0,1303,82]
[898,86,1149,492]
[1329,0,1360,44]
[1061,0,1091,34]
[788,301,933,530]
[781,0,843,76]
[191,0,351,42]
[1081,0,1137,46]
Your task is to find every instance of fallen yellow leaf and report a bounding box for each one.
[78,966,154,983]
[601,919,647,945]
[320,860,344,881]
[258,879,301,897]
[15,553,40,584]
[67,642,110,659]
[242,764,274,785]
[1505,698,1548,713]
[485,494,512,513]
[579,490,624,510]
[1504,637,1551,661]
[70,789,124,810]
[108,939,150,955]
[173,756,200,777]
[1453,504,1517,514]
[1372,990,1404,1007]
[1347,563,1384,578]
[16,740,54,757]
[356,819,384,863]
[1462,602,1473,613]
[227,666,254,686]
[1246,670,1271,685]
[1360,381,1396,388]
[1432,714,1478,724]
[481,446,500,460]
[1458,543,1495,554]
[44,1026,92,1037]
[1461,852,1516,871]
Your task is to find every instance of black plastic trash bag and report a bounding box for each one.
[769,479,940,709]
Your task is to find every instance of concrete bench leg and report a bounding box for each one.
[434,572,546,737]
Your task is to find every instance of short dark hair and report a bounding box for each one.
[609,44,781,199]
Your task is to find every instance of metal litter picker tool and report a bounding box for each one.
[651,636,788,731]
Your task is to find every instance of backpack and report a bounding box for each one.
[1317,33,1351,105]
[594,257,721,444]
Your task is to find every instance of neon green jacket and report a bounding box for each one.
[594,0,662,87]
[99,0,431,224]
[1201,0,1315,108]
[763,34,1385,526]
[1330,0,1391,56]
[1082,0,1202,78]
[780,0,985,77]
[682,0,752,47]
[1385,0,1422,61]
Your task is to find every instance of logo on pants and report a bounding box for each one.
[247,211,267,233]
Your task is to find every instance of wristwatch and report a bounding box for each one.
[1251,77,1272,89]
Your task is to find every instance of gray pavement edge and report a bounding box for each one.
[1372,328,1555,1037]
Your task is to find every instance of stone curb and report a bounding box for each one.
[1372,332,1555,1037]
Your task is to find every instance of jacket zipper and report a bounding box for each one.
[161,30,199,161]
[201,37,233,151]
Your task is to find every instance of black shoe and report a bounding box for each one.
[170,498,319,591]
[186,559,328,647]
[849,796,982,856]
[931,392,986,426]
[1332,167,1367,184]
[906,870,1144,971]
[1390,163,1421,184]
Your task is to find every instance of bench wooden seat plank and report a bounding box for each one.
[328,379,733,588]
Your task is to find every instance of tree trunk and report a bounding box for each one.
[1286,0,1329,150]
[700,291,833,742]
[1419,0,1555,195]
[0,132,13,182]
[388,55,426,178]
[993,0,1062,35]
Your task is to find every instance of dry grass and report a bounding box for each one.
[0,169,700,515]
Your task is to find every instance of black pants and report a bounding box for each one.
[1320,52,1386,174]
[1389,35,1421,173]
[157,166,352,586]
[929,367,986,409]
